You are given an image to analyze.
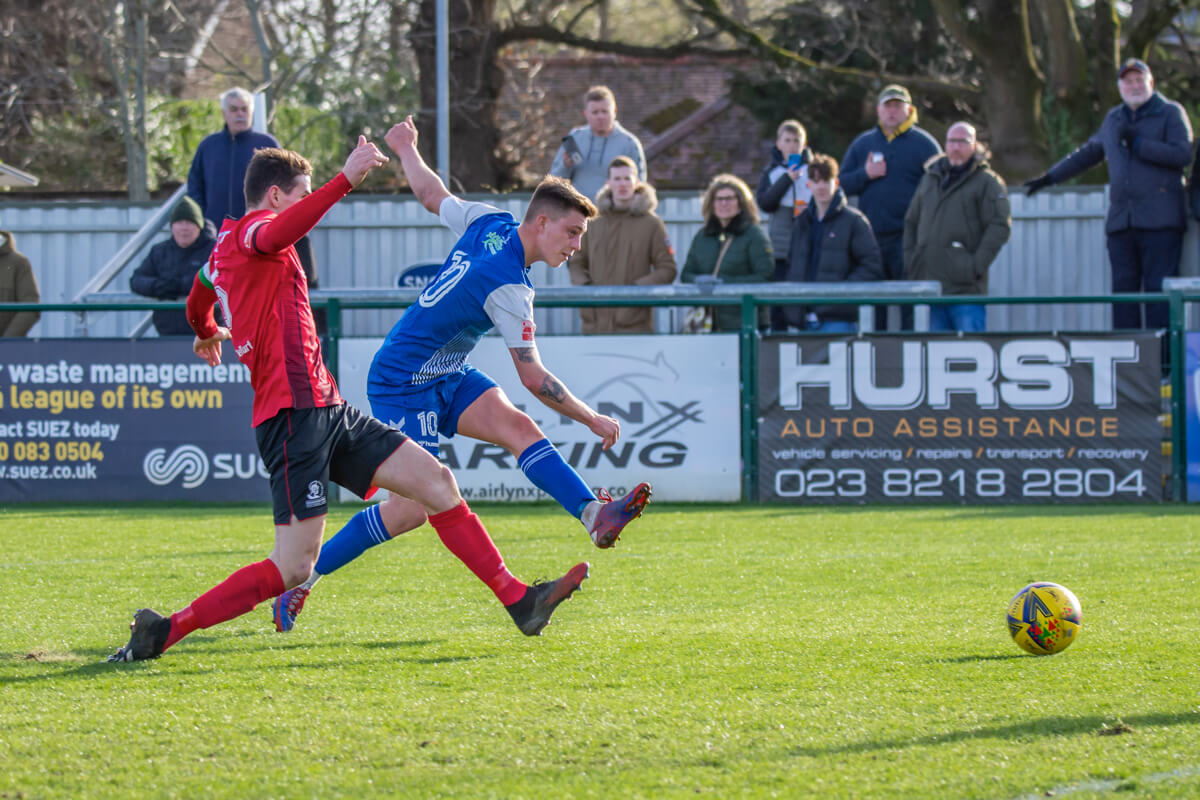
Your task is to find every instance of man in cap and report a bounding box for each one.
[840,84,941,330]
[1025,58,1192,332]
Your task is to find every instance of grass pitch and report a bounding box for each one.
[1,502,1198,799]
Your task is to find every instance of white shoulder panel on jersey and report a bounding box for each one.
[438,196,509,238]
[483,283,536,348]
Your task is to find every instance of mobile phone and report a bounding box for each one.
[870,152,884,163]
[561,135,583,161]
[787,154,803,170]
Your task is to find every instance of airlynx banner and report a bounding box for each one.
[758,334,1164,503]
[337,335,743,502]
[0,339,265,502]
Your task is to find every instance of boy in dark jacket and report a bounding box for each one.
[130,196,217,336]
[755,119,813,331]
[785,154,883,332]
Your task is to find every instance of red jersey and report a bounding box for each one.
[187,172,351,426]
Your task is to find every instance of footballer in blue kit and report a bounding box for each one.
[274,116,652,633]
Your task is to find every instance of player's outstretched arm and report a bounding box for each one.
[384,115,451,216]
[341,134,389,187]
[509,345,620,450]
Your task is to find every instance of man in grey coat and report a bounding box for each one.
[550,86,647,201]
[1024,58,1192,330]
[905,123,1012,332]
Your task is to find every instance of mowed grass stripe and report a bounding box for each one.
[0,503,1197,799]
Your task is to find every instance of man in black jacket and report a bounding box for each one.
[1024,58,1192,330]
[130,196,216,336]
[785,154,883,332]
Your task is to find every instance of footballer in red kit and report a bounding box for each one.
[108,136,590,663]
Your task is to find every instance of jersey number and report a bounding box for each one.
[417,411,439,438]
[419,250,470,308]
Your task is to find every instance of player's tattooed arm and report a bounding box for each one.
[507,343,620,447]
[538,375,567,404]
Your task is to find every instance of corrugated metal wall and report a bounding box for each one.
[5,187,1199,338]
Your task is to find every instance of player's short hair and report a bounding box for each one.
[584,85,615,109]
[524,176,598,222]
[701,173,759,225]
[244,148,313,207]
[807,154,839,182]
[607,155,638,177]
[777,119,806,141]
[221,87,254,112]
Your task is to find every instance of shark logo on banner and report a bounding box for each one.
[143,445,209,488]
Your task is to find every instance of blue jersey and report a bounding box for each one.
[368,198,537,402]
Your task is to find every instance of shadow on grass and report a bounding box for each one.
[0,636,455,685]
[933,653,1028,663]
[785,711,1200,758]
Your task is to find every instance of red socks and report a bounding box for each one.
[429,501,526,606]
[164,558,285,651]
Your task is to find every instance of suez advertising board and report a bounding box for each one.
[336,335,742,502]
[758,334,1165,503]
[0,339,266,502]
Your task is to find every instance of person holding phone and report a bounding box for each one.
[839,84,941,330]
[550,85,647,201]
[755,119,814,331]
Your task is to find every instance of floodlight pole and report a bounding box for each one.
[436,0,450,187]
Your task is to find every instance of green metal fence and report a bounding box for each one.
[3,288,1198,502]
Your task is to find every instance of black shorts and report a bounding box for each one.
[255,404,408,524]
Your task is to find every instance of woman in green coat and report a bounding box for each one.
[680,173,774,332]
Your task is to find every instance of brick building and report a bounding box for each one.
[498,53,772,191]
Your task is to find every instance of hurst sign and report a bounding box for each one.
[758,335,1163,503]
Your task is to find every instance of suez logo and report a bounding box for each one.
[778,339,1141,411]
[142,445,268,487]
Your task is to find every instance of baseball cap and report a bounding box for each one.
[877,84,912,105]
[1119,58,1151,78]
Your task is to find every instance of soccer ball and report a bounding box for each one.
[1005,582,1082,656]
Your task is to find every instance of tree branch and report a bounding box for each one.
[495,22,733,57]
[1126,0,1188,57]
[683,0,981,99]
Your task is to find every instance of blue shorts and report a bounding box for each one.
[367,365,497,456]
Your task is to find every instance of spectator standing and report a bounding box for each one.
[784,154,883,333]
[840,84,941,329]
[568,156,676,333]
[904,123,1012,332]
[755,119,814,331]
[679,174,774,332]
[186,87,280,226]
[550,86,647,201]
[0,228,40,336]
[187,87,325,333]
[1026,58,1192,331]
[130,196,217,336]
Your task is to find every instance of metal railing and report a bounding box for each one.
[71,184,188,337]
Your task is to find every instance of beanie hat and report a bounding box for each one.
[170,196,204,229]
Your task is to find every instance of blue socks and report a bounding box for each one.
[517,439,596,519]
[313,503,390,576]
